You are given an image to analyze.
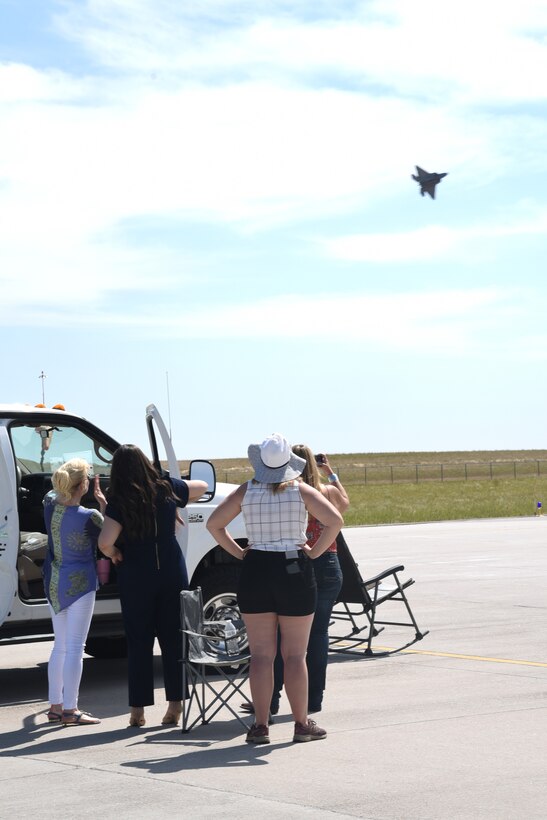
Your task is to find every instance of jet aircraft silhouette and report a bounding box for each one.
[412,166,448,199]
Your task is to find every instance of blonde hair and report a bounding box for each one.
[291,444,322,491]
[52,458,89,503]
[251,478,291,494]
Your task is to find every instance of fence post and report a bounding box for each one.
[364,465,367,485]
[390,465,394,484]
[464,463,468,480]
[440,463,444,482]
[490,462,493,480]
[415,464,419,483]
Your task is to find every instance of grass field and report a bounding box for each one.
[182,449,547,526]
[343,477,547,525]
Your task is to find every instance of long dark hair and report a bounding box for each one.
[108,444,178,542]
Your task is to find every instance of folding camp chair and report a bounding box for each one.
[329,533,429,658]
[180,587,253,733]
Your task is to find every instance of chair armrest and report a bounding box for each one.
[361,565,405,586]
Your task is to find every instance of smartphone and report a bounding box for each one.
[315,453,326,465]
[286,552,301,574]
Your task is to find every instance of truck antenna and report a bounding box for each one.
[39,370,46,405]
[166,370,173,441]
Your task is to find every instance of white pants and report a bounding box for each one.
[48,590,96,709]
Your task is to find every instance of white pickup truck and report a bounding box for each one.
[0,402,246,657]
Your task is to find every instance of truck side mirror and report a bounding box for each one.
[189,460,216,502]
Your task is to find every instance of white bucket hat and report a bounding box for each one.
[247,433,306,484]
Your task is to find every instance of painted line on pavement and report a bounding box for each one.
[374,646,547,667]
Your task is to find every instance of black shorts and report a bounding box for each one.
[237,549,317,616]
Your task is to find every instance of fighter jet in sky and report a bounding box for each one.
[412,166,448,199]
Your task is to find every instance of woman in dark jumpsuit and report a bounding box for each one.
[98,445,207,727]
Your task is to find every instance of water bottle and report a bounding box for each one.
[224,619,238,654]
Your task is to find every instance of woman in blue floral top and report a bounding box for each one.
[43,458,106,726]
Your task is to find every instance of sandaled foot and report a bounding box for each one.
[62,710,100,726]
[161,710,182,726]
[128,709,145,727]
[47,710,63,723]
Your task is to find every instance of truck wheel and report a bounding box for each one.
[196,564,246,652]
[84,636,127,659]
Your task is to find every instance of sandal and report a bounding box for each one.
[161,710,181,726]
[47,710,63,723]
[128,709,145,727]
[62,710,101,726]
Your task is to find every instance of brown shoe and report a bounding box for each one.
[245,723,270,744]
[293,719,326,742]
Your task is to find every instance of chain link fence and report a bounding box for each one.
[216,460,547,486]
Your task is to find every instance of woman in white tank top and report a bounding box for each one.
[207,433,342,745]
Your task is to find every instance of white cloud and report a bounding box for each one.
[0,63,84,103]
[323,226,458,263]
[322,210,547,262]
[158,288,507,349]
[2,0,547,328]
[3,285,537,362]
[0,74,487,302]
[54,0,547,104]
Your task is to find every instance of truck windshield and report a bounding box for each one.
[11,423,113,476]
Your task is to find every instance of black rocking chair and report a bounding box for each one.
[329,533,429,658]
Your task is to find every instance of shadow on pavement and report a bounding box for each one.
[0,712,269,768]
[122,734,293,773]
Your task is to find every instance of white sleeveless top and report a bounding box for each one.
[241,481,307,552]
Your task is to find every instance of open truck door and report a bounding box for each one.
[146,403,188,556]
[0,426,20,626]
[145,403,215,498]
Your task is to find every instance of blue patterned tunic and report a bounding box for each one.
[42,492,104,614]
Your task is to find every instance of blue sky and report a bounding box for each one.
[2,0,547,460]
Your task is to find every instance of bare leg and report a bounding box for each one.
[278,614,314,726]
[241,612,278,726]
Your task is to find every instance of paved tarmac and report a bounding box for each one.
[1,517,546,819]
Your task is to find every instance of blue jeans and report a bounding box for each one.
[272,550,343,710]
